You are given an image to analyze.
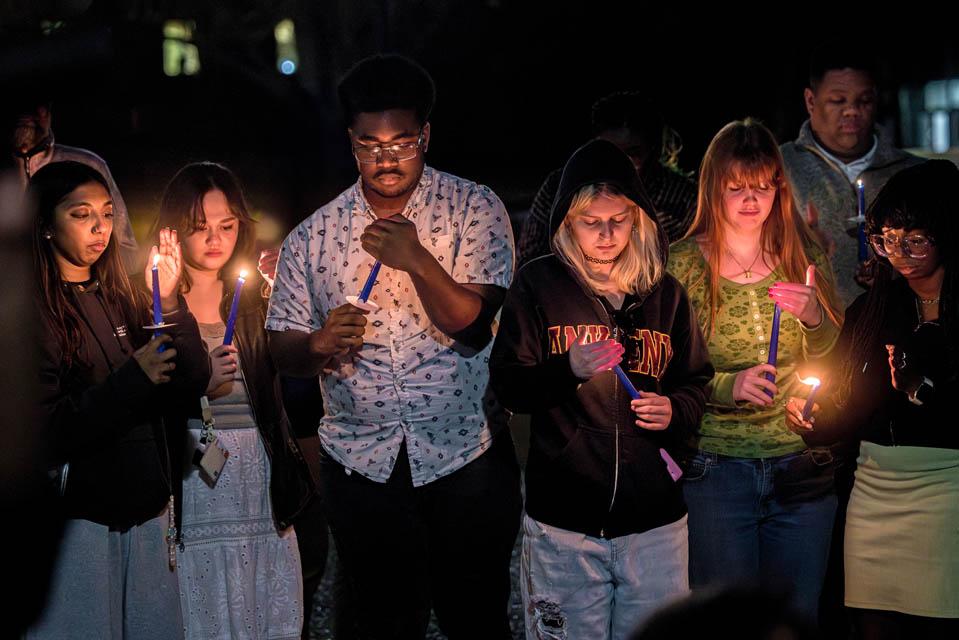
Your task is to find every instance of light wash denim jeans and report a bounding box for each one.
[521,514,689,640]
[682,448,838,624]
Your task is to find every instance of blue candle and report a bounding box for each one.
[151,254,162,327]
[222,270,247,346]
[764,304,781,397]
[613,364,640,400]
[857,179,868,262]
[615,363,683,480]
[358,261,381,303]
[801,377,821,421]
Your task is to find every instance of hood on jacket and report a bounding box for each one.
[548,139,670,269]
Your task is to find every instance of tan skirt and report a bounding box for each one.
[845,442,959,618]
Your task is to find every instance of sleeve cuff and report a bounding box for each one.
[707,371,739,408]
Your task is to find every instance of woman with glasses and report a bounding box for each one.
[491,139,713,638]
[667,119,844,622]
[786,160,959,638]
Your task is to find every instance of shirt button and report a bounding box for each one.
[749,291,756,297]
[753,313,760,319]
[760,349,766,355]
[757,335,765,341]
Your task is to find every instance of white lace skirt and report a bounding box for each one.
[177,426,303,639]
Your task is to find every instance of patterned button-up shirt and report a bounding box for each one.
[266,167,514,485]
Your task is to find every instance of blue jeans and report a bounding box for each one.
[682,449,838,623]
[521,514,689,640]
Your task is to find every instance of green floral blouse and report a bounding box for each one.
[667,238,840,458]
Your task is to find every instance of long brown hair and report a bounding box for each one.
[682,118,842,336]
[153,162,256,292]
[30,161,145,368]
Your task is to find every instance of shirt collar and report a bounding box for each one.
[799,120,878,183]
[811,134,877,184]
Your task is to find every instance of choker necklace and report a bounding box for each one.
[726,248,763,279]
[918,297,940,305]
[585,255,617,265]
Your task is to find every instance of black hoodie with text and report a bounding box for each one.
[490,140,713,538]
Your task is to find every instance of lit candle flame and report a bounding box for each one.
[239,269,248,279]
[856,179,863,188]
[800,376,821,387]
[153,253,160,267]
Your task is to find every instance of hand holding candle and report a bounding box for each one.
[144,228,182,350]
[768,264,822,326]
[222,270,247,346]
[345,261,382,312]
[800,376,821,421]
[616,363,682,479]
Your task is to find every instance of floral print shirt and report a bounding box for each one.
[266,167,514,484]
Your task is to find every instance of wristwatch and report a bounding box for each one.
[908,377,934,406]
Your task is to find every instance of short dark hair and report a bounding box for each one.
[338,54,436,127]
[809,40,877,90]
[591,92,663,141]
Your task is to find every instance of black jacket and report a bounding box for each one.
[217,273,314,529]
[490,140,713,538]
[39,281,210,531]
[799,276,959,451]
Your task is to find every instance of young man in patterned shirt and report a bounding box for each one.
[266,54,521,639]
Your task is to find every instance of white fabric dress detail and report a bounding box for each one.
[177,323,302,639]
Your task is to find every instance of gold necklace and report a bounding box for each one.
[726,248,763,279]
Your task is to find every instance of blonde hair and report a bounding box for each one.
[552,183,662,295]
[683,118,842,336]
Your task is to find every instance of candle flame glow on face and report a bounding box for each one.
[153,254,160,267]
[800,376,821,387]
[239,269,248,279]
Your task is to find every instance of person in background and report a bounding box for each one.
[517,90,697,267]
[7,92,139,271]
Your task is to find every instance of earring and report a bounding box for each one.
[43,231,53,240]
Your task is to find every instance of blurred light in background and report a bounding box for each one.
[274,19,299,75]
[163,20,200,77]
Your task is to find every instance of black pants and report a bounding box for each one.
[319,430,522,640]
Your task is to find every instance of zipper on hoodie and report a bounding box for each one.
[597,305,625,538]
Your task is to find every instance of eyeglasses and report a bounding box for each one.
[352,130,425,164]
[868,233,934,259]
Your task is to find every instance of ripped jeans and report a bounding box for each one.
[520,514,689,640]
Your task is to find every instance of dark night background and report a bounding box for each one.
[3,1,957,247]
[3,2,958,637]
